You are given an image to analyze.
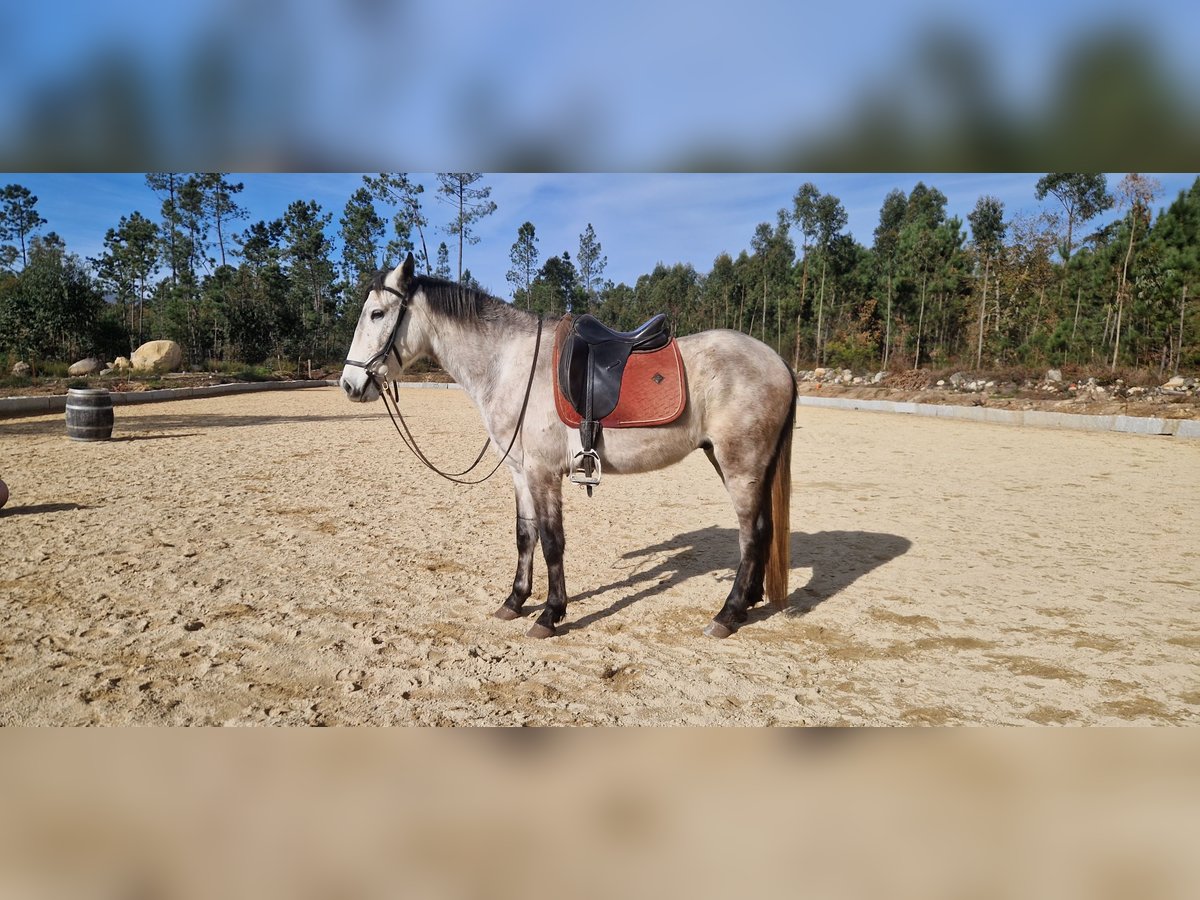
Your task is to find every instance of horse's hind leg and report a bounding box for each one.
[705,456,774,638]
[494,473,539,621]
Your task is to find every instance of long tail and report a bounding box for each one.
[765,373,795,609]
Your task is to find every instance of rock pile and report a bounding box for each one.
[797,367,889,387]
[796,367,1200,403]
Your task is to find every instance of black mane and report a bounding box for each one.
[370,270,539,329]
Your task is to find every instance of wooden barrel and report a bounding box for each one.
[65,388,114,441]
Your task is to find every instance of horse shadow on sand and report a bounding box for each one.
[0,501,92,518]
[555,527,912,634]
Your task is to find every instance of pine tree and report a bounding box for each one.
[145,173,184,287]
[436,173,497,282]
[339,188,385,292]
[94,211,158,344]
[363,174,432,272]
[0,184,47,269]
[198,174,247,269]
[435,242,452,280]
[506,222,539,307]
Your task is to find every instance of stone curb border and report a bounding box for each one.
[6,379,1194,440]
[796,395,1200,440]
[0,379,337,419]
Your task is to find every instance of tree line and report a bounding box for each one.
[509,173,1197,376]
[1,173,1197,377]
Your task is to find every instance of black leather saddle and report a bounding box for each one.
[557,313,670,493]
[559,314,669,421]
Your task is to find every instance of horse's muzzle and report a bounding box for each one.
[339,366,379,402]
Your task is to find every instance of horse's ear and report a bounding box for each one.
[398,252,416,288]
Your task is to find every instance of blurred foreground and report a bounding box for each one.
[2,4,1198,170]
[0,730,1195,900]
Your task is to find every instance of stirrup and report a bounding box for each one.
[569,449,602,490]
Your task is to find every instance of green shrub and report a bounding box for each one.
[824,331,879,372]
[234,367,271,382]
[0,374,33,390]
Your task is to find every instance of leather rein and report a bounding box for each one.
[344,283,544,485]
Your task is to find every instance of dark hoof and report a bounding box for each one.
[493,605,522,621]
[703,621,735,639]
[527,622,556,639]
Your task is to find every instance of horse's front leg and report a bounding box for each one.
[494,472,540,621]
[528,476,566,639]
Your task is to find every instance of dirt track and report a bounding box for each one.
[1,386,1197,725]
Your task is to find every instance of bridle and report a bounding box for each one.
[343,281,544,486]
[344,283,410,376]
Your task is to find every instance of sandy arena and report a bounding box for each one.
[1,386,1197,725]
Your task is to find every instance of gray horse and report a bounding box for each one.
[341,254,796,638]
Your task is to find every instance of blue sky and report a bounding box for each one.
[4,173,1197,300]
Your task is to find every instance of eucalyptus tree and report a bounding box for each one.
[1111,174,1160,370]
[1035,173,1113,267]
[791,182,820,364]
[1035,173,1114,343]
[813,192,848,365]
[749,209,795,354]
[968,195,1006,367]
[576,223,607,312]
[873,188,907,368]
[897,182,949,367]
[635,262,702,334]
[702,251,738,332]
[1147,176,1200,374]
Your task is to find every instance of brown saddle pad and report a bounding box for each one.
[552,316,687,428]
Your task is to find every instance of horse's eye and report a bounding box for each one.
[370,309,385,321]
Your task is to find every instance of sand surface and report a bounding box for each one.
[1,386,1197,725]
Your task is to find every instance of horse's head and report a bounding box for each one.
[340,253,422,402]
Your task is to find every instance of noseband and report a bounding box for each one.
[344,284,410,385]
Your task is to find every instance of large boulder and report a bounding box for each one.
[68,357,103,376]
[112,356,131,371]
[11,361,31,377]
[131,340,182,373]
